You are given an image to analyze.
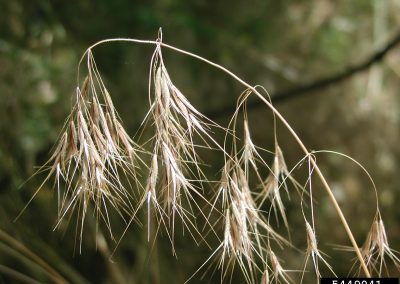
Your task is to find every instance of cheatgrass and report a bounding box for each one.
[19,30,400,283]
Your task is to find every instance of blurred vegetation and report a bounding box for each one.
[1,0,400,283]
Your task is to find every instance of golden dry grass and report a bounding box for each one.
[21,31,400,283]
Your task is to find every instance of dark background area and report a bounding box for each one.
[1,0,400,283]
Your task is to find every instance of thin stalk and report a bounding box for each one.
[0,230,69,283]
[0,264,42,284]
[78,37,371,277]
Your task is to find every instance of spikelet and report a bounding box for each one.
[357,213,400,276]
[301,221,336,280]
[269,249,292,283]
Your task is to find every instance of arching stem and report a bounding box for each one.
[78,37,371,277]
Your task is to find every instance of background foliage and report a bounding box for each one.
[1,0,400,283]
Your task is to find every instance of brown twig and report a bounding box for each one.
[206,29,400,119]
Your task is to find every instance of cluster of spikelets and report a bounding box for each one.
[28,35,400,283]
[131,44,224,250]
[27,50,142,251]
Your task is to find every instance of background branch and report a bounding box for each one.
[206,29,400,120]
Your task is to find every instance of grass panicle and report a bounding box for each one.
[21,31,400,283]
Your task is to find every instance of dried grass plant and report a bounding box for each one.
[22,30,400,283]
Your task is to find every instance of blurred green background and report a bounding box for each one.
[1,0,400,283]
